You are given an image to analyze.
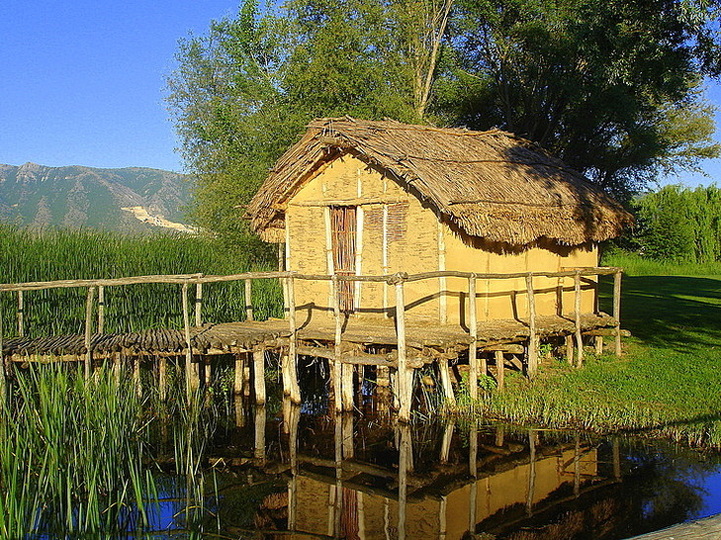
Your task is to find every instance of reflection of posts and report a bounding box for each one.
[333,413,343,537]
[254,406,266,466]
[440,420,455,463]
[526,429,537,516]
[286,401,300,533]
[469,419,478,534]
[398,423,412,540]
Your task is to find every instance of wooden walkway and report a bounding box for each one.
[0,267,625,421]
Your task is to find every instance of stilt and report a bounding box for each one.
[440,420,454,463]
[332,276,343,414]
[84,286,95,379]
[595,335,604,355]
[614,270,622,356]
[234,354,246,396]
[395,275,411,422]
[495,350,505,391]
[204,359,212,387]
[113,351,121,382]
[525,274,538,376]
[495,425,505,447]
[439,356,456,407]
[253,350,266,406]
[254,405,266,466]
[574,272,584,367]
[133,357,141,397]
[181,282,196,396]
[342,363,354,411]
[565,334,574,365]
[158,357,167,401]
[285,275,301,404]
[0,306,6,400]
[234,394,246,428]
[341,412,354,459]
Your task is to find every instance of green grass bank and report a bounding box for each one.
[478,252,721,448]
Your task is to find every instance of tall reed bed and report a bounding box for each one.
[0,365,156,537]
[0,226,281,336]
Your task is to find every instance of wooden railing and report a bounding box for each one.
[0,267,623,413]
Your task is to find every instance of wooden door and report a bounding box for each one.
[331,206,357,312]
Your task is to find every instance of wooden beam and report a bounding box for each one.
[525,274,538,377]
[84,286,95,378]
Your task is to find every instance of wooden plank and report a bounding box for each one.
[525,274,538,377]
[84,286,95,378]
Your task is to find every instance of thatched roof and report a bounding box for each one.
[248,117,633,246]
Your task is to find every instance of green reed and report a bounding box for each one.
[0,365,157,537]
[0,226,281,336]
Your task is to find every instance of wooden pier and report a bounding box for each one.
[0,267,624,421]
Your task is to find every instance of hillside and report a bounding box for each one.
[0,162,195,233]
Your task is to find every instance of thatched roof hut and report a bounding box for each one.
[248,117,633,246]
[247,117,632,325]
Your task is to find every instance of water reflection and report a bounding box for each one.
[146,397,721,540]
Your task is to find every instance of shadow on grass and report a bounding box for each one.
[600,275,721,351]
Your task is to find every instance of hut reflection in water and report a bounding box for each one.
[234,400,625,540]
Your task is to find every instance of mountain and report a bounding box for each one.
[0,162,195,233]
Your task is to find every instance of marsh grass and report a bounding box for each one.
[0,226,281,336]
[0,365,157,537]
[475,270,721,448]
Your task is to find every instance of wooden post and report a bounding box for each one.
[614,270,622,356]
[439,357,456,407]
[398,423,412,540]
[332,276,343,414]
[97,286,105,334]
[17,290,24,337]
[565,334,574,365]
[440,420,454,463]
[525,274,538,377]
[245,279,254,321]
[133,357,142,397]
[574,271,584,367]
[395,275,411,422]
[113,351,121,382]
[285,275,301,404]
[253,350,266,405]
[468,274,478,400]
[84,286,95,379]
[234,353,247,396]
[158,357,167,401]
[595,335,604,355]
[495,350,505,391]
[194,282,202,327]
[181,282,196,396]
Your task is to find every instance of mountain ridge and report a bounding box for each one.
[0,162,195,233]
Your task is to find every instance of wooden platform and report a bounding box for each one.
[1,312,618,363]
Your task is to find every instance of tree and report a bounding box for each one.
[439,0,721,199]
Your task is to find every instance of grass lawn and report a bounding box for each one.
[481,272,721,447]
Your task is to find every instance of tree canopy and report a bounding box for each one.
[166,0,721,242]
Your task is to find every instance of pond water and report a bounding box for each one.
[140,397,721,540]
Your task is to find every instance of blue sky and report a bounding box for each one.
[1,1,720,186]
